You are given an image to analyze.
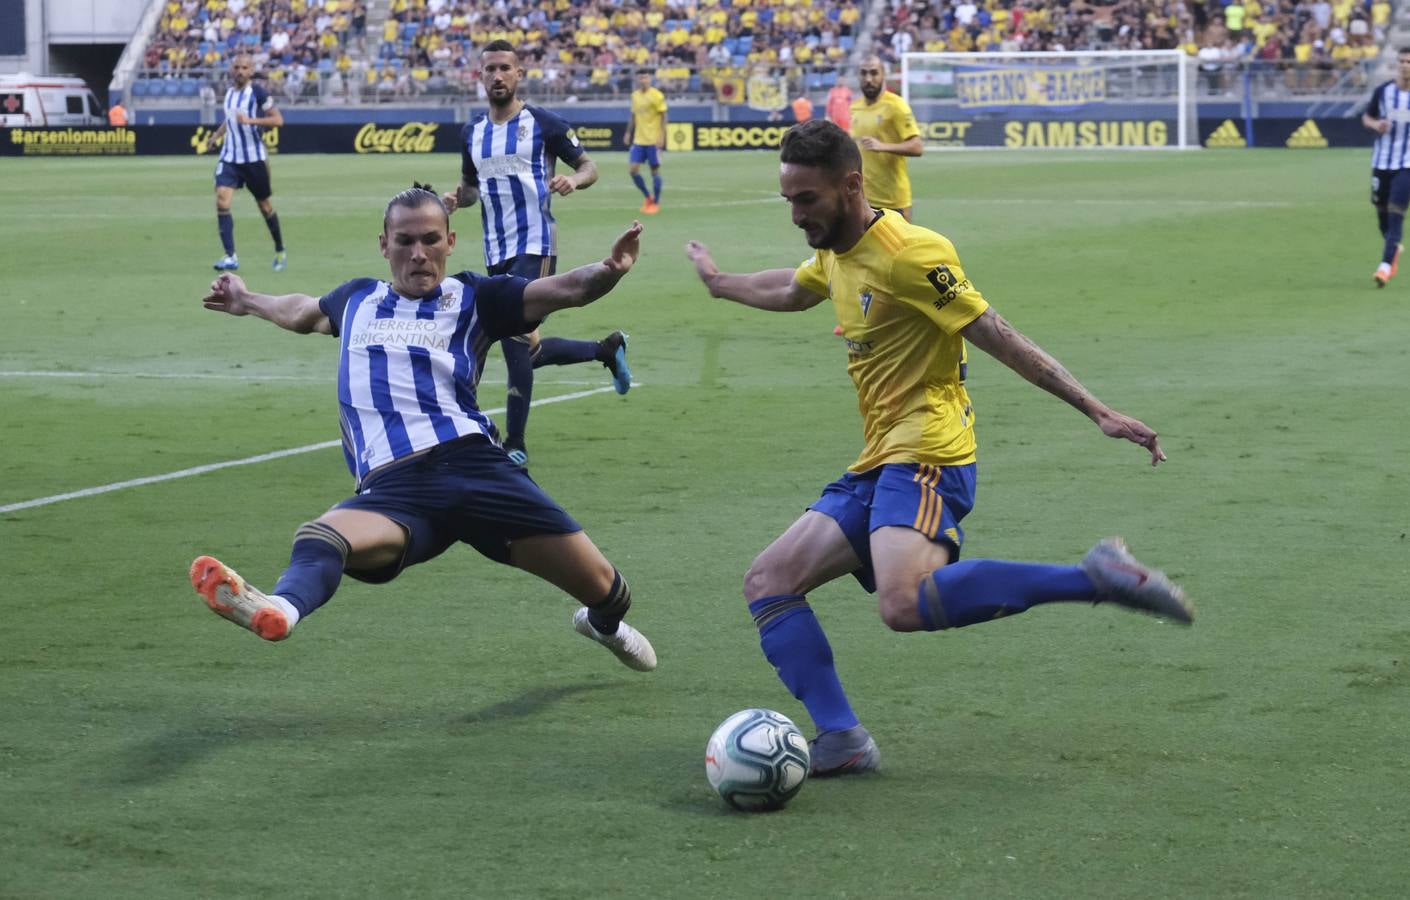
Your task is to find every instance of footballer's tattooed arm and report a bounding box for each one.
[550,154,598,196]
[962,308,1166,466]
[441,178,480,214]
[521,222,642,320]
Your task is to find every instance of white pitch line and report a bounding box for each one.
[0,385,619,514]
[0,370,638,387]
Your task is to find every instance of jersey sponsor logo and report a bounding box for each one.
[1004,119,1169,148]
[841,335,874,355]
[354,122,438,153]
[925,265,970,309]
[1205,119,1245,149]
[348,318,450,350]
[477,153,534,179]
[1285,119,1328,149]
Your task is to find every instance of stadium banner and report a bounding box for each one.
[953,64,1107,112]
[1195,117,1373,149]
[0,122,631,156]
[674,119,1182,150]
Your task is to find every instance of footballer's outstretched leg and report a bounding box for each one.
[1081,537,1193,625]
[809,725,880,777]
[189,555,293,641]
[573,608,657,671]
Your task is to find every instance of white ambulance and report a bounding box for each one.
[0,74,105,126]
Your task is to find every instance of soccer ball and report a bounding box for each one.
[704,708,810,811]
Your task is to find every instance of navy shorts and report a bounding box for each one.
[333,434,581,583]
[808,462,977,593]
[215,159,273,201]
[1371,168,1410,209]
[487,254,556,280]
[628,144,661,167]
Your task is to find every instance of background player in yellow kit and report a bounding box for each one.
[627,71,669,214]
[850,55,923,221]
[685,120,1192,777]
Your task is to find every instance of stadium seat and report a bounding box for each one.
[131,80,150,97]
[179,79,199,97]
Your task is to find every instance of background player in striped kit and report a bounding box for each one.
[443,41,631,470]
[189,185,657,674]
[1361,47,1410,287]
[210,54,286,273]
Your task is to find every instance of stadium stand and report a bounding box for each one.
[127,0,1394,104]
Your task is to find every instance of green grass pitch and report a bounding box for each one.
[2,148,1408,898]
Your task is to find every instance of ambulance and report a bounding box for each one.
[0,74,105,126]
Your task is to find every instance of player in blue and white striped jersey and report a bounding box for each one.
[210,54,287,274]
[1361,47,1410,287]
[443,42,631,470]
[187,185,656,674]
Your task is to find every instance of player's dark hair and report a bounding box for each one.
[383,182,448,231]
[482,39,517,55]
[779,119,862,175]
[1400,45,1410,55]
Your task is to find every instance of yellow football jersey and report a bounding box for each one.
[848,91,921,209]
[630,86,669,146]
[795,211,988,472]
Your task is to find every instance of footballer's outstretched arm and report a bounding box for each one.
[203,273,331,334]
[521,222,642,320]
[962,308,1166,466]
[685,241,826,312]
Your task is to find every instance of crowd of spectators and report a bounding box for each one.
[136,0,1395,103]
[875,0,1391,90]
[361,0,863,98]
[141,0,368,101]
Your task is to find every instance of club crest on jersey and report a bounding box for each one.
[858,289,874,318]
[518,124,530,141]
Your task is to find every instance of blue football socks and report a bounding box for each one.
[500,338,533,450]
[217,210,235,255]
[652,174,663,203]
[533,337,600,367]
[749,594,859,733]
[916,559,1097,631]
[631,173,651,199]
[272,521,351,617]
[263,210,284,252]
[1384,213,1404,265]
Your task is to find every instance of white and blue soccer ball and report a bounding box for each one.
[704,708,810,811]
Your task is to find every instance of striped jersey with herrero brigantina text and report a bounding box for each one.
[460,105,585,267]
[220,82,276,164]
[318,271,539,487]
[1367,80,1410,170]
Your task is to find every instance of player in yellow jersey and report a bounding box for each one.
[627,70,668,214]
[685,120,1192,777]
[849,55,923,221]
